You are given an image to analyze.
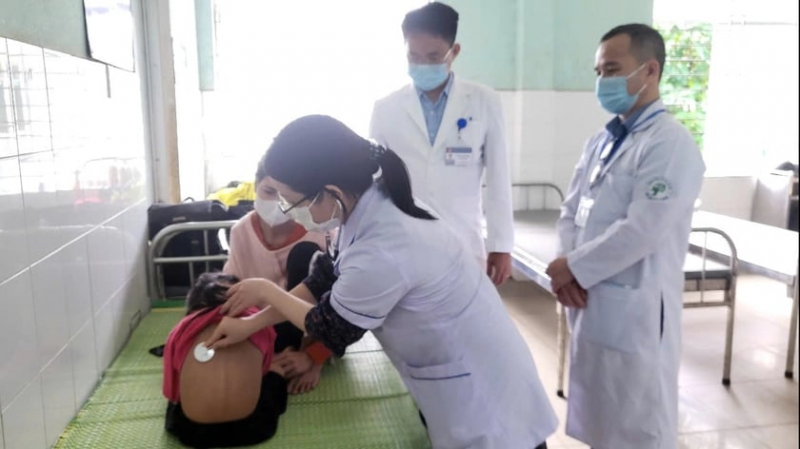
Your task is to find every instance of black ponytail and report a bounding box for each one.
[263,115,435,221]
[374,148,435,220]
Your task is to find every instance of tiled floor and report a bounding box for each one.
[500,275,799,449]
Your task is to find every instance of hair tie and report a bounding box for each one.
[369,143,387,161]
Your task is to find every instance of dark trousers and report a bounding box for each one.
[165,372,288,448]
[273,241,321,352]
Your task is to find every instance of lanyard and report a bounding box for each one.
[589,109,666,185]
[598,109,666,165]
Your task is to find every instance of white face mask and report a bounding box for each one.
[289,193,341,233]
[254,197,291,227]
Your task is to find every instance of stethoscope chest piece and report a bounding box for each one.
[193,343,215,363]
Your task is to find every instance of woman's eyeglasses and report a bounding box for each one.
[277,192,317,214]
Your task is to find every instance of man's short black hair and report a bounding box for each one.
[602,24,666,79]
[402,2,459,46]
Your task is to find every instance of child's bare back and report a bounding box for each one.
[179,324,264,423]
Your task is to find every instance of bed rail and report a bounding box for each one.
[147,220,237,301]
[512,182,565,210]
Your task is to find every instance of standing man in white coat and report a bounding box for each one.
[370,2,514,285]
[546,24,705,448]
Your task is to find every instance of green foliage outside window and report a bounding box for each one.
[656,23,713,150]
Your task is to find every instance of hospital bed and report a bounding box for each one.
[55,220,432,447]
[509,183,739,398]
[55,309,430,448]
[690,211,799,379]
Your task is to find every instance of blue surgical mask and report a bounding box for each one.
[595,64,647,115]
[408,63,449,92]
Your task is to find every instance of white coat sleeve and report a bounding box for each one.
[483,90,514,254]
[368,100,388,147]
[556,140,593,256]
[329,244,409,330]
[567,129,705,290]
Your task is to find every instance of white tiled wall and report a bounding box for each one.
[0,38,150,448]
[1,376,46,449]
[497,90,610,210]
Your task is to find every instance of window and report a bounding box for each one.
[203,0,426,190]
[655,23,712,151]
[653,0,799,175]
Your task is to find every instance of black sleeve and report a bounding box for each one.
[304,291,367,357]
[301,251,338,301]
[285,241,322,290]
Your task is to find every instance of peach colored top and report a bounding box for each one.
[223,211,326,287]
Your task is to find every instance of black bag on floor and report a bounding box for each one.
[148,198,231,239]
[228,200,254,222]
[148,199,249,299]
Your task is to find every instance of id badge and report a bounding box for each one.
[445,147,473,166]
[575,196,594,228]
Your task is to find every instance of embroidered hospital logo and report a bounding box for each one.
[646,178,672,200]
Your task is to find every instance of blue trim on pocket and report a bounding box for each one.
[409,372,471,381]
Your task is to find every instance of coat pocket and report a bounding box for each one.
[577,282,647,353]
[404,359,490,447]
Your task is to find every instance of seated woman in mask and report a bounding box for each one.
[163,272,286,448]
[223,153,331,394]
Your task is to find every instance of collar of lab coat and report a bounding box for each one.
[402,75,472,149]
[602,99,656,143]
[627,99,665,134]
[594,99,667,182]
[599,99,667,172]
[337,182,381,255]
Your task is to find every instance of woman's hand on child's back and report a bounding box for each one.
[222,278,275,316]
[205,316,257,350]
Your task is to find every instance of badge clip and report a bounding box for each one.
[457,118,469,140]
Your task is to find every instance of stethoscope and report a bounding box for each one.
[588,109,666,186]
[326,231,343,260]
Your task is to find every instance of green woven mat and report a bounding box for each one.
[56,309,430,449]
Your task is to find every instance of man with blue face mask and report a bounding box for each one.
[547,24,706,449]
[369,2,515,287]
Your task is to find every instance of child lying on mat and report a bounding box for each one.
[163,272,289,448]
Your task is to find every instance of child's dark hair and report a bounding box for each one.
[185,272,240,316]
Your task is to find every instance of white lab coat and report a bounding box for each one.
[330,184,557,449]
[556,100,705,449]
[369,76,514,264]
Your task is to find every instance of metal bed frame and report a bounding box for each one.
[509,183,739,399]
[147,220,238,301]
[690,210,798,380]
